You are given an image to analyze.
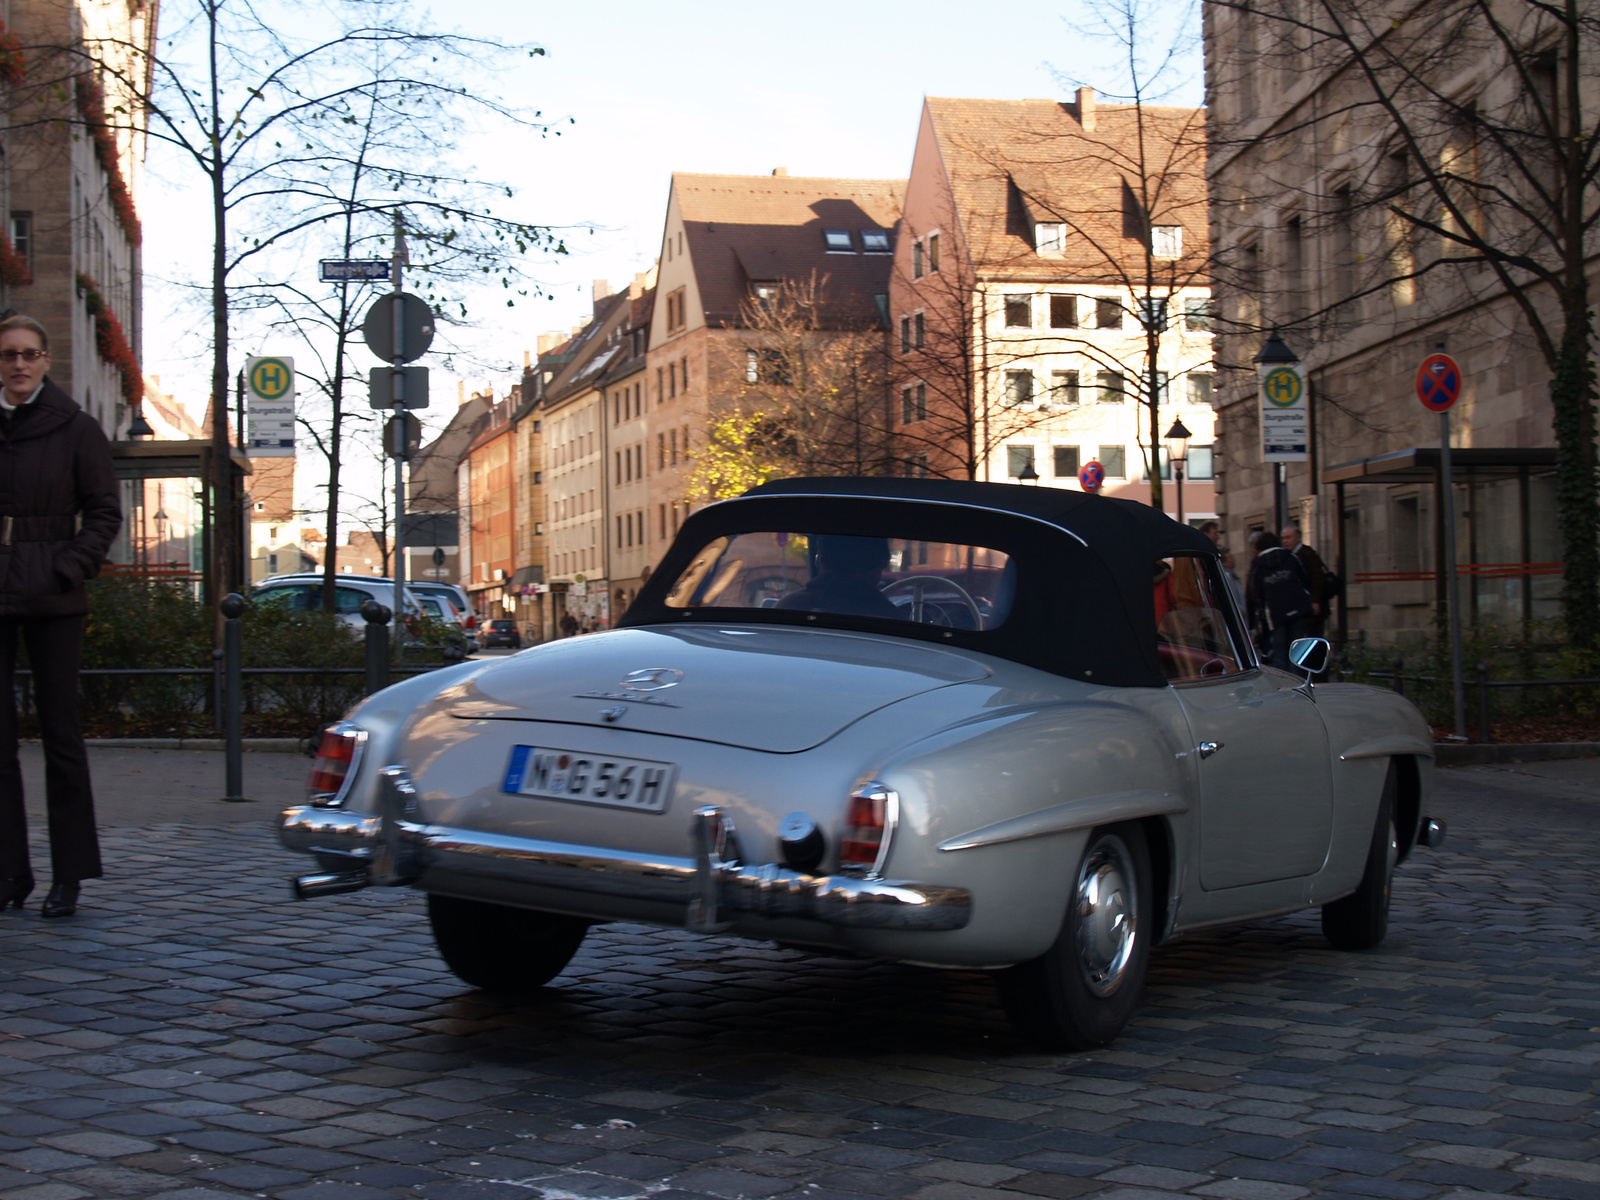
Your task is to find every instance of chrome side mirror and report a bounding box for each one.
[1288,636,1330,692]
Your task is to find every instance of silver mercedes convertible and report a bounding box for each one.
[281,478,1444,1048]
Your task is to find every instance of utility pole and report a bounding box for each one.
[391,211,407,626]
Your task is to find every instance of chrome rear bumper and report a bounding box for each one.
[280,779,970,934]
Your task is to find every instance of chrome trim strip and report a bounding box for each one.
[702,492,1091,547]
[280,803,970,931]
[938,789,1184,852]
[1339,736,1435,761]
[309,721,368,808]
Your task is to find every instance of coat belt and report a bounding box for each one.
[0,516,78,545]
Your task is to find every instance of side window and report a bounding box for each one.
[334,586,370,614]
[255,585,310,610]
[1155,555,1252,681]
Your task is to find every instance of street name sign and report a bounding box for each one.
[245,355,295,456]
[1416,352,1462,412]
[1259,358,1308,462]
[320,259,392,283]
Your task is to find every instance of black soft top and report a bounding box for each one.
[621,477,1219,688]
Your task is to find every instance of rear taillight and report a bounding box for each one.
[308,722,365,806]
[464,614,478,629]
[838,783,897,877]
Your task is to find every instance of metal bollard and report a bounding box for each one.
[1392,657,1404,698]
[361,599,392,695]
[219,593,245,802]
[1477,662,1492,744]
[211,647,223,733]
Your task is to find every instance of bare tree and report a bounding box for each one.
[65,0,564,605]
[685,276,891,501]
[1208,0,1600,645]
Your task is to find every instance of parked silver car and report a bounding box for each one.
[281,479,1443,1048]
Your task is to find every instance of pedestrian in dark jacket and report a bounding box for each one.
[0,315,122,918]
[1246,529,1313,670]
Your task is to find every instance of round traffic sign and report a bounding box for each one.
[248,357,293,400]
[362,292,436,363]
[1261,366,1304,408]
[1079,460,1105,493]
[1416,352,1462,412]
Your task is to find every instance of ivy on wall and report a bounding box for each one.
[76,273,142,407]
[0,234,31,287]
[74,73,141,246]
[0,21,24,86]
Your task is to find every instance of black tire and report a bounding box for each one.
[427,894,589,991]
[996,823,1152,1050]
[1321,762,1398,950]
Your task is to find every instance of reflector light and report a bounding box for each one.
[839,784,896,875]
[308,723,364,805]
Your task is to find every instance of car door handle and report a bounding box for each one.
[1198,741,1223,759]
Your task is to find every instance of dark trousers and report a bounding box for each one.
[0,614,100,881]
[1268,617,1311,671]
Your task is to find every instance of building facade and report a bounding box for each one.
[1205,0,1573,640]
[893,93,1216,517]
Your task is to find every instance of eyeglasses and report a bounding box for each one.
[0,350,48,363]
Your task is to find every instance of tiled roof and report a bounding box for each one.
[676,173,904,328]
[923,97,1208,280]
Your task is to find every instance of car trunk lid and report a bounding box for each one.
[442,624,990,752]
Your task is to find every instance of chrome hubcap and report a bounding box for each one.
[1075,834,1138,997]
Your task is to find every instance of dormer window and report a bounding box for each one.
[861,229,891,253]
[1035,222,1066,254]
[1151,226,1183,258]
[824,229,854,252]
[752,283,779,308]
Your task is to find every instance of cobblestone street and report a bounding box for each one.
[1,753,1596,1200]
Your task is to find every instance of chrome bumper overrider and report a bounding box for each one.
[279,772,971,933]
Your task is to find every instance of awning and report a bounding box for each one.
[509,565,544,588]
[111,439,252,481]
[1322,446,1557,485]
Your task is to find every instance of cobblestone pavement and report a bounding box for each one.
[0,765,1596,1200]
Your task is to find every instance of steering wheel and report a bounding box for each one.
[881,576,984,630]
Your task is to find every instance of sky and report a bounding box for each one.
[139,0,1202,532]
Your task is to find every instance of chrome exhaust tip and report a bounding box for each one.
[1417,817,1447,849]
[293,869,371,899]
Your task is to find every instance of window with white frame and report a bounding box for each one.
[1098,445,1127,478]
[1053,445,1080,478]
[913,239,924,278]
[1007,445,1036,478]
[1096,371,1125,403]
[1004,295,1032,328]
[1187,373,1214,407]
[1151,226,1183,258]
[1035,222,1066,253]
[928,232,940,271]
[1188,445,1215,480]
[862,229,891,252]
[1049,293,1077,328]
[899,315,911,354]
[1050,370,1080,405]
[824,229,854,252]
[1184,297,1213,331]
[1004,371,1035,405]
[914,311,926,347]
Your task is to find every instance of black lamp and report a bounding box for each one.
[127,408,155,439]
[1164,416,1193,525]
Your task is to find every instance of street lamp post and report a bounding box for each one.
[1164,417,1193,526]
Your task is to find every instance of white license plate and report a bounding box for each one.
[502,746,676,813]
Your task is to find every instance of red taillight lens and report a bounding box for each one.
[839,785,894,874]
[464,615,477,629]
[308,725,362,804]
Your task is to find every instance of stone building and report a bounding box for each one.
[2,0,155,437]
[1204,0,1573,641]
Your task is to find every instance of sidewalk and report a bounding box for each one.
[19,744,308,827]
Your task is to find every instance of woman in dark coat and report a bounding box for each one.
[0,314,122,917]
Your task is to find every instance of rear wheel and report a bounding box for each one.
[1321,763,1398,950]
[427,894,589,991]
[997,823,1152,1050]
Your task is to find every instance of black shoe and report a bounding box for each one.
[41,881,79,918]
[0,875,33,910]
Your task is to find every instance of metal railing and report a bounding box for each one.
[1347,659,1600,744]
